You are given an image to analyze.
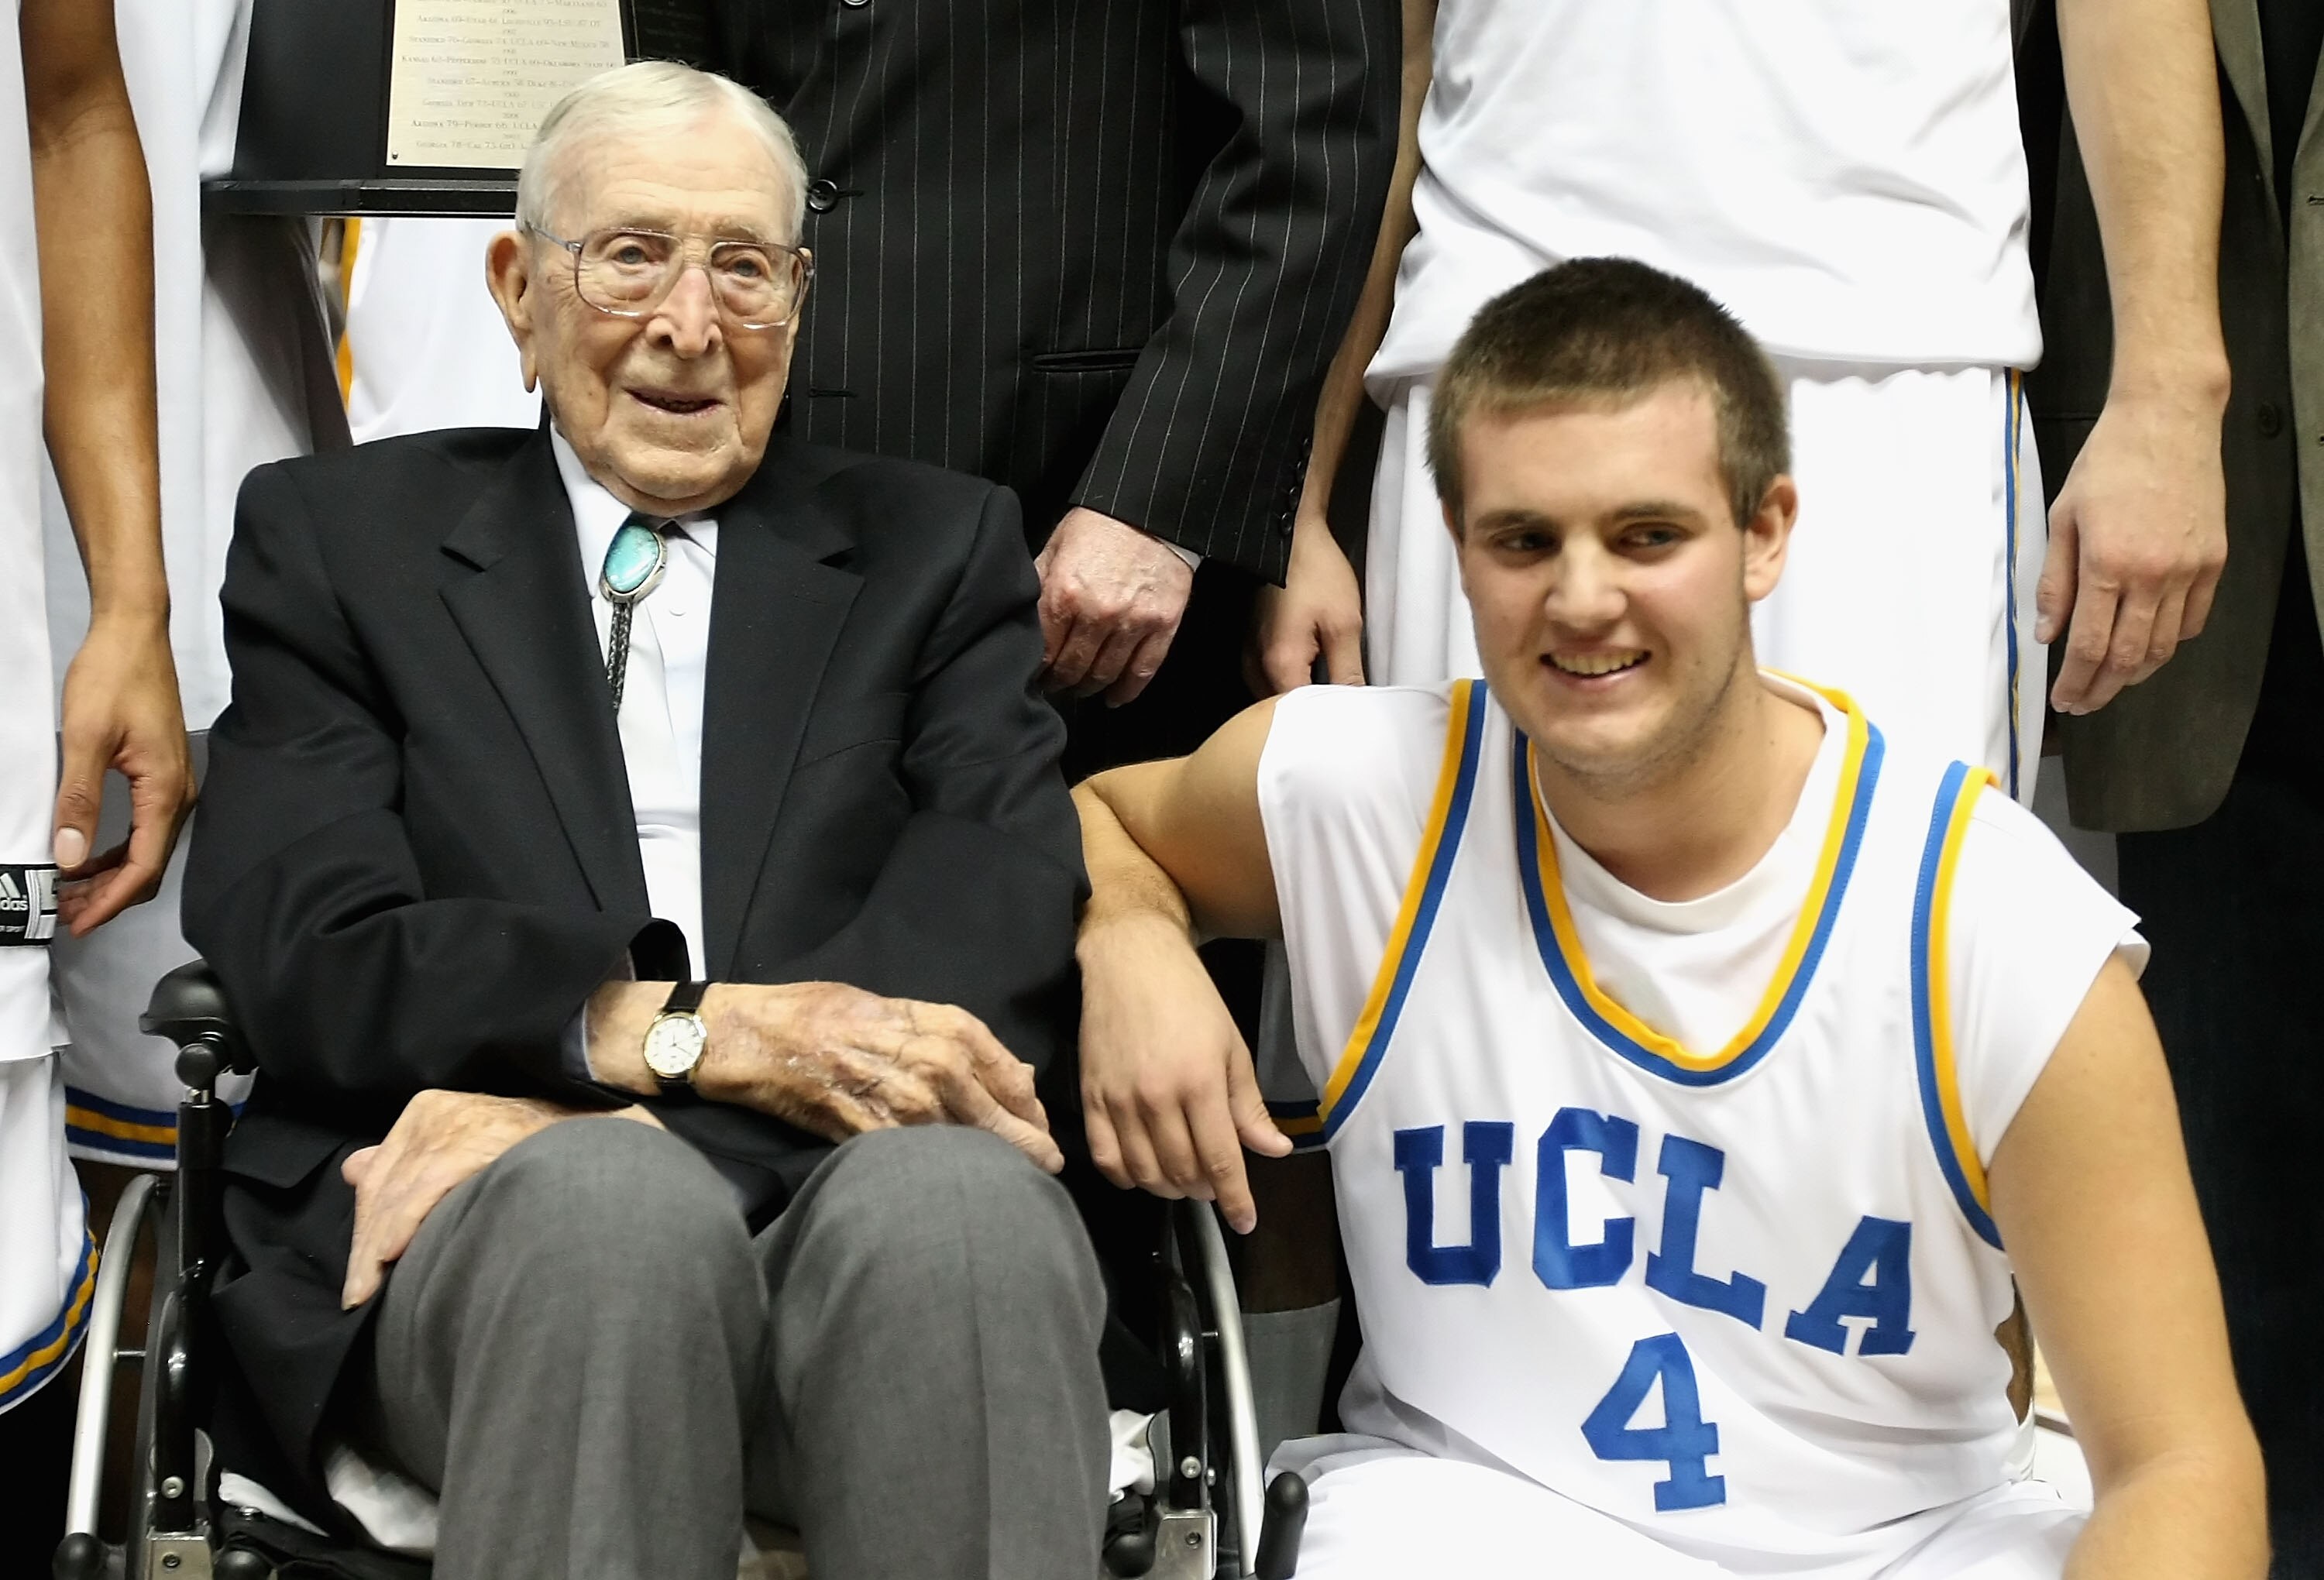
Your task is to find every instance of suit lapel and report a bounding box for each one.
[2214,0,2275,216]
[699,440,861,979]
[440,431,650,916]
[2298,29,2324,208]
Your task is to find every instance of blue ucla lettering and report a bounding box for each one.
[1784,1216,1918,1356]
[1534,1107,1640,1290]
[1395,1122,1515,1286]
[1644,1136,1768,1328]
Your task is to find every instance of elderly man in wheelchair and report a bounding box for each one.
[48,61,1320,1580]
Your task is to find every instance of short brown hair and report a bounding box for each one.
[1426,258,1789,531]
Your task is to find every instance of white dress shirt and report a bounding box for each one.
[551,428,717,982]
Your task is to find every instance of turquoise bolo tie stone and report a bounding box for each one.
[600,519,666,600]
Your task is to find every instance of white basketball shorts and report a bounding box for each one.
[1276,1439,2082,1579]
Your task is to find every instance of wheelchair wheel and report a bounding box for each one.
[55,1171,160,1580]
[1140,1202,1306,1580]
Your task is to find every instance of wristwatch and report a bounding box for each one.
[641,981,711,1095]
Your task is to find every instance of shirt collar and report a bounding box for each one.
[548,425,719,575]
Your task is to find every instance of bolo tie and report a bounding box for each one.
[599,511,672,713]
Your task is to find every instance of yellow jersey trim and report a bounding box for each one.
[1522,684,1877,1077]
[1316,679,1489,1135]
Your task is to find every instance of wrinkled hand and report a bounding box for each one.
[2038,391,2227,715]
[1250,511,1365,696]
[340,1089,662,1307]
[1078,915,1290,1233]
[696,981,1062,1172]
[1035,507,1195,706]
[53,611,192,934]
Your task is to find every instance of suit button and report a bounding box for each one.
[843,0,869,6]
[2258,402,2285,438]
[806,179,840,213]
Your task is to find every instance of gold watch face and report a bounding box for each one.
[641,1013,708,1080]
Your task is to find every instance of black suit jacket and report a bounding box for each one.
[712,0,1399,581]
[182,426,1083,1519]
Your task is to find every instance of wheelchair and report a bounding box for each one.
[54,961,1309,1580]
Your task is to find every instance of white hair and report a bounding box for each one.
[515,60,809,242]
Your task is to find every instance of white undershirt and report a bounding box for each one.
[551,428,716,980]
[1545,682,1843,1056]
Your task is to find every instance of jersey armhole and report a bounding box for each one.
[1315,678,1490,1142]
[1910,761,2005,1250]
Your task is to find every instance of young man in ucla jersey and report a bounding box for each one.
[1072,259,2264,1578]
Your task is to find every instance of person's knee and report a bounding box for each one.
[456,1116,755,1317]
[813,1127,1102,1318]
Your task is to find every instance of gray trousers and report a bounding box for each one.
[359,1118,1109,1580]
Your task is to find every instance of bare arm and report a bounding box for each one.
[1074,700,1291,1229]
[2040,0,2229,716]
[1989,957,2267,1578]
[24,0,189,932]
[1253,0,1435,693]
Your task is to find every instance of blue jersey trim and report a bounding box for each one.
[1318,683,1490,1141]
[0,1221,95,1412]
[1910,761,2005,1249]
[2003,372,2025,801]
[64,1085,180,1161]
[1516,721,1885,1087]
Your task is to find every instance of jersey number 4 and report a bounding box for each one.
[1580,1333,1725,1511]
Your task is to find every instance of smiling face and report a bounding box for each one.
[486,111,803,515]
[1449,378,1796,792]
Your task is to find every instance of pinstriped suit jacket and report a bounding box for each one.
[713,0,1399,582]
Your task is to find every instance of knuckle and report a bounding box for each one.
[1133,1078,1187,1115]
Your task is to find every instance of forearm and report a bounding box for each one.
[1297,0,1431,532]
[1298,191,1411,533]
[2056,0,2228,400]
[2068,1448,2269,1580]
[26,17,162,620]
[1074,777,1200,950]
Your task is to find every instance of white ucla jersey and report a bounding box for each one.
[1266,678,2132,1552]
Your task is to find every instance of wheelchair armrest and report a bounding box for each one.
[139,960,253,1086]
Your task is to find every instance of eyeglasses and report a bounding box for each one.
[526,224,813,331]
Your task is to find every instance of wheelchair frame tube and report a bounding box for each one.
[67,1170,159,1537]
[1188,1204,1266,1575]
